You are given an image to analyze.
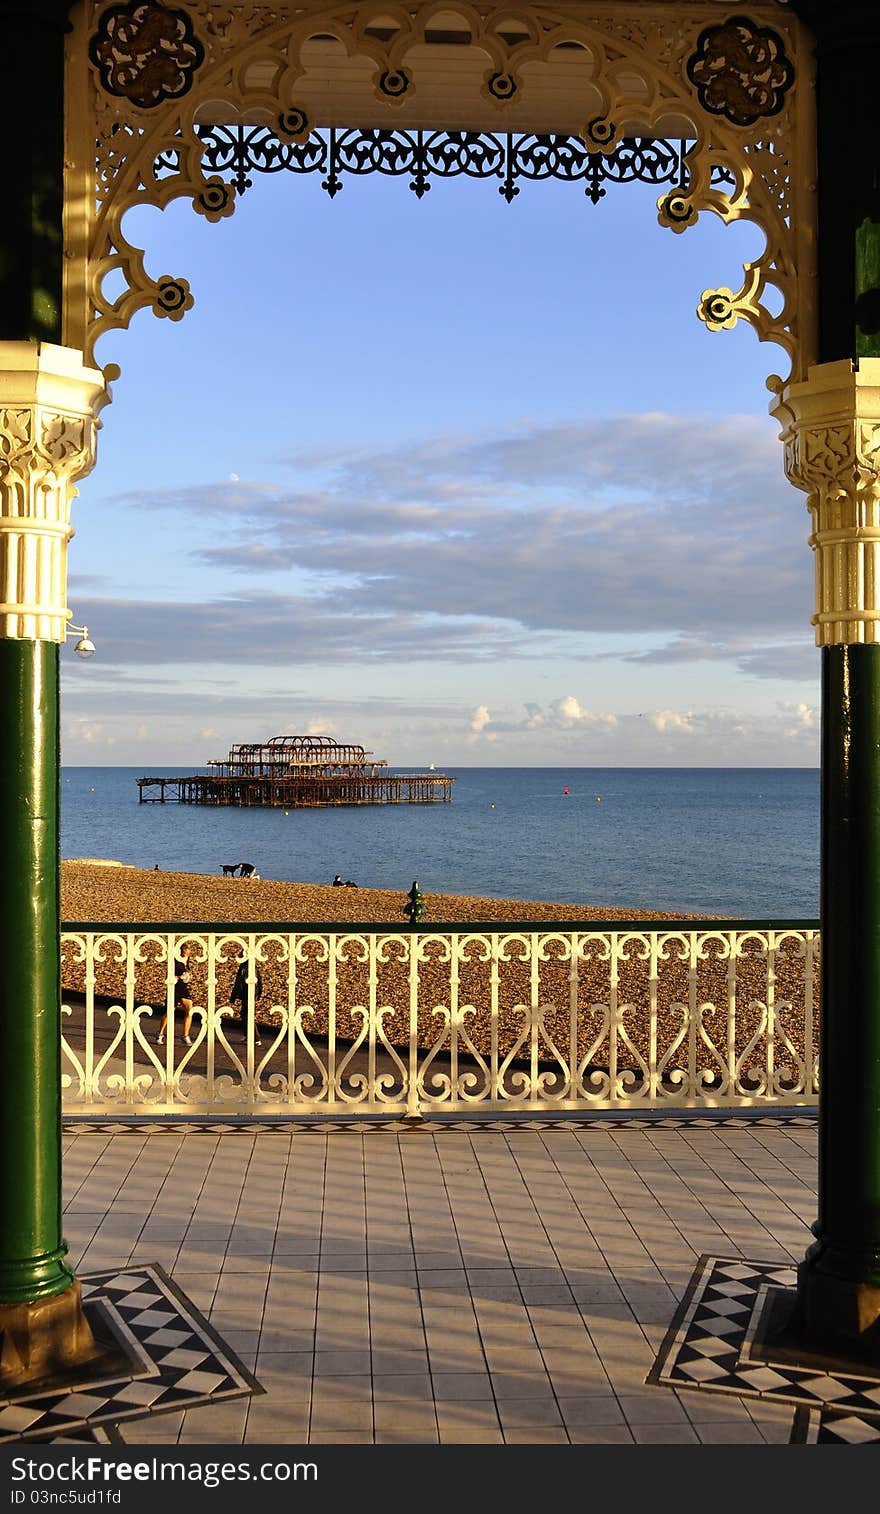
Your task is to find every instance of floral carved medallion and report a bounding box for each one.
[686,14,794,127]
[89,1,204,108]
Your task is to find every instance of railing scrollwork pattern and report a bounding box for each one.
[60,920,820,1116]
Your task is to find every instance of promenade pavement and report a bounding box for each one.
[61,1114,819,1446]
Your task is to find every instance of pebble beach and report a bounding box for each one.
[60,861,816,1078]
[61,859,694,926]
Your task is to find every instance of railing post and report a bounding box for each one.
[404,923,422,1121]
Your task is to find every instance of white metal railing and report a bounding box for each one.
[60,920,820,1116]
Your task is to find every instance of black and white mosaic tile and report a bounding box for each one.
[0,1264,262,1443]
[47,1425,123,1444]
[649,1254,880,1443]
[62,1114,818,1136]
[792,1405,880,1443]
[63,1120,403,1135]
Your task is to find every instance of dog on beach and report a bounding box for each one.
[221,863,238,877]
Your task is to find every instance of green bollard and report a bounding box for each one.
[402,880,427,925]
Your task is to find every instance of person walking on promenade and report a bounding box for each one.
[157,943,195,1045]
[230,955,263,1045]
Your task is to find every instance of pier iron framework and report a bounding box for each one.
[2,0,880,1380]
[137,732,454,805]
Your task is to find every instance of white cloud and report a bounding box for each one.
[68,408,822,765]
[555,695,587,724]
[59,675,821,766]
[652,709,696,734]
[105,412,810,670]
[468,705,497,741]
[782,700,817,738]
[468,697,619,739]
[65,718,115,748]
[550,696,618,730]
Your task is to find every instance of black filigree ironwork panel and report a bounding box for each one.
[90,1,204,109]
[686,15,794,127]
[155,124,737,203]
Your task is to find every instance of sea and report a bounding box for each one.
[61,767,819,920]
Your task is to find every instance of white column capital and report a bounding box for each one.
[771,358,880,646]
[0,343,111,642]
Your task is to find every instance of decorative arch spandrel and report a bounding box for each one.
[63,1,815,386]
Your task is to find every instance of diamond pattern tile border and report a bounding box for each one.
[648,1255,880,1441]
[792,1406,880,1444]
[0,1265,262,1443]
[49,1425,123,1445]
[62,1114,818,1136]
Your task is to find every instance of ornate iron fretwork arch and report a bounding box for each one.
[64,2,815,382]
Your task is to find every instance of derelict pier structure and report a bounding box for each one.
[137,734,454,808]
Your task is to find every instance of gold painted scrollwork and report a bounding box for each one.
[0,346,110,640]
[772,359,880,645]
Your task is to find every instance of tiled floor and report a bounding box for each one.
[59,1115,821,1445]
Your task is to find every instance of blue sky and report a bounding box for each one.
[62,162,819,767]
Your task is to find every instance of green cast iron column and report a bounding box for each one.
[0,2,76,1313]
[790,1,880,1341]
[0,642,72,1300]
[800,648,880,1316]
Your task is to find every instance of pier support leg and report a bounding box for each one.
[0,346,110,1383]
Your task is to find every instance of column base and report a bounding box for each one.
[0,1280,102,1390]
[795,1245,880,1362]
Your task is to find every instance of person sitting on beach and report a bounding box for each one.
[332,874,344,886]
[157,943,195,1046]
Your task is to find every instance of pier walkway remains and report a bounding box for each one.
[137,733,454,808]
